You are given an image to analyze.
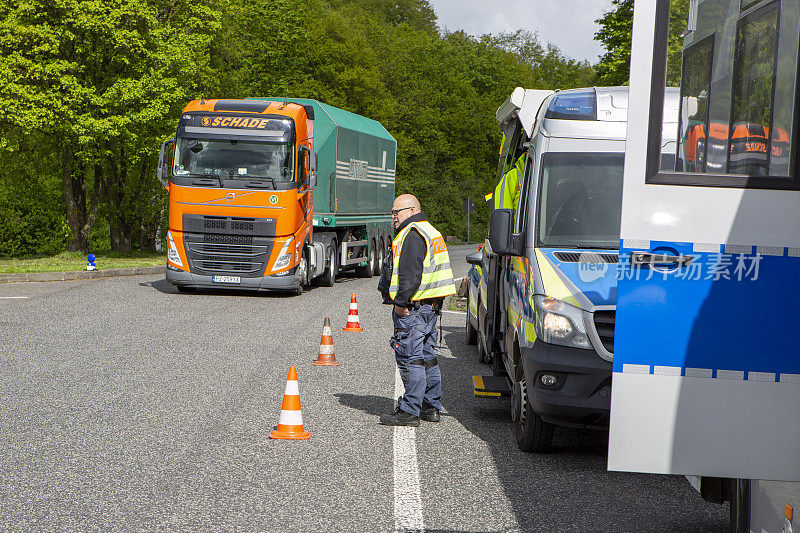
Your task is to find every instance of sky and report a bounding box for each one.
[426,0,614,63]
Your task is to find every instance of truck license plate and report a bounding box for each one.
[212,276,240,284]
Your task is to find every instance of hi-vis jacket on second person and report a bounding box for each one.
[492,153,525,210]
[389,217,456,302]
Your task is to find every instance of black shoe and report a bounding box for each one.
[419,406,440,422]
[380,409,420,427]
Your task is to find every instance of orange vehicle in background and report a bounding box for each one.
[157,99,396,294]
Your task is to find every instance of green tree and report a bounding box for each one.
[595,0,689,86]
[0,0,220,251]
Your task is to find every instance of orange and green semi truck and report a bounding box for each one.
[157,98,396,294]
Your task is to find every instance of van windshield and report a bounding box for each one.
[173,138,294,181]
[537,152,625,249]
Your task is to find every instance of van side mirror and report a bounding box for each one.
[158,138,175,188]
[488,209,523,256]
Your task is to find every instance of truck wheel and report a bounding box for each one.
[511,372,555,453]
[355,241,374,278]
[318,243,337,287]
[373,239,384,276]
[293,251,308,296]
[465,291,477,345]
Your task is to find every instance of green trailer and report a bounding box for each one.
[250,98,396,282]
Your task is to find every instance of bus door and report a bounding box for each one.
[608,0,800,481]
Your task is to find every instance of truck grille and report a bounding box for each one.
[183,234,273,277]
[593,310,615,354]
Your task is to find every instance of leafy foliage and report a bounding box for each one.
[594,0,689,86]
[0,0,599,253]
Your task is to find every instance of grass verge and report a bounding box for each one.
[0,251,166,274]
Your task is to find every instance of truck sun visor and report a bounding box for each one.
[180,114,293,138]
[545,89,597,121]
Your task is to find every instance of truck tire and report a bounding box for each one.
[465,291,477,345]
[318,242,337,287]
[373,239,385,276]
[355,241,374,278]
[511,366,555,452]
[292,249,309,296]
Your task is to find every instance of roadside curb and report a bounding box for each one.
[0,266,165,284]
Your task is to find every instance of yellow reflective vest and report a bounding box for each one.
[493,153,525,210]
[389,220,456,301]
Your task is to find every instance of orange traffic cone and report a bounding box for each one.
[313,317,339,366]
[269,366,310,440]
[342,293,364,332]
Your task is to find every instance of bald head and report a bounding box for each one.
[392,194,421,227]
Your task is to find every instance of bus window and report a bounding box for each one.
[728,2,780,176]
[678,35,713,173]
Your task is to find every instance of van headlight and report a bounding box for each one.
[534,296,592,349]
[167,231,183,267]
[273,237,293,271]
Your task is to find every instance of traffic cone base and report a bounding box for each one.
[314,317,339,366]
[342,293,364,332]
[269,367,310,440]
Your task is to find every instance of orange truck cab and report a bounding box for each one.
[158,99,395,294]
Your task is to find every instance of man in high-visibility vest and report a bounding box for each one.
[379,194,456,427]
[490,152,525,211]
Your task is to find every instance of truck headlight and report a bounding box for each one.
[167,231,183,267]
[273,237,293,271]
[534,296,592,350]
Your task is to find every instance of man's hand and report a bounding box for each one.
[394,305,410,316]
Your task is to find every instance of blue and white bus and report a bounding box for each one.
[608,1,800,530]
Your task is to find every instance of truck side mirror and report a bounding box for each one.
[488,208,523,256]
[309,151,318,172]
[158,138,175,189]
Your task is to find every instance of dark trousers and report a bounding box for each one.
[391,305,442,416]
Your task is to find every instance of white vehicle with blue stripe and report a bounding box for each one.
[608,1,800,530]
[468,86,679,452]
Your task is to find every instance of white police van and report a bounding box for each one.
[608,1,800,530]
[468,86,679,451]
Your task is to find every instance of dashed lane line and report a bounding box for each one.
[0,296,28,299]
[393,367,424,532]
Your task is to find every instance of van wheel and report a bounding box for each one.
[318,243,337,287]
[511,373,554,452]
[465,291,477,345]
[356,241,374,278]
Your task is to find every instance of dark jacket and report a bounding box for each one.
[378,212,428,307]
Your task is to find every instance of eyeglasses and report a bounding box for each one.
[391,207,413,216]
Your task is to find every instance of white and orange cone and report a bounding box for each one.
[342,293,364,332]
[313,317,339,366]
[269,366,310,440]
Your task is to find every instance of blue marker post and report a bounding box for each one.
[86,253,96,271]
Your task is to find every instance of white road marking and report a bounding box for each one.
[0,296,28,299]
[393,368,424,532]
[440,310,466,315]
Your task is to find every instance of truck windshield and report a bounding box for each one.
[537,152,625,249]
[173,138,294,181]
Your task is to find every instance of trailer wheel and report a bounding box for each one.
[512,365,554,453]
[355,241,374,278]
[373,239,385,276]
[318,242,337,287]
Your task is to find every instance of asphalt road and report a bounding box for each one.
[0,245,728,531]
